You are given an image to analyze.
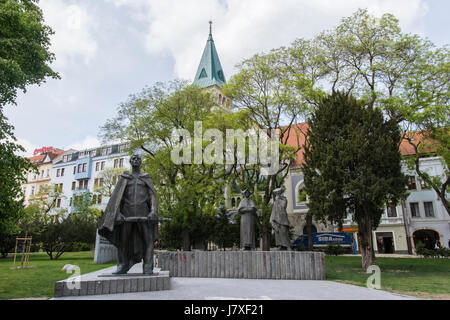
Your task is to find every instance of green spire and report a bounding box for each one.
[193,21,226,88]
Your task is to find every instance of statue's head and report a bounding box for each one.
[242,189,252,198]
[130,154,142,169]
[273,186,285,195]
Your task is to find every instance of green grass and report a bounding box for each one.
[326,256,450,298]
[1,253,449,299]
[0,251,115,300]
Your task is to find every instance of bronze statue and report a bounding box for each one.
[98,154,158,274]
[270,186,291,250]
[238,189,256,250]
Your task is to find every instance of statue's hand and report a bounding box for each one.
[116,213,126,225]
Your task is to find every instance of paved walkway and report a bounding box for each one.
[52,277,418,300]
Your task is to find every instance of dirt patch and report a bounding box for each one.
[390,291,450,300]
[9,297,49,300]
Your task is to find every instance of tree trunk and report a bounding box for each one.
[182,229,190,251]
[358,204,373,270]
[261,227,271,251]
[306,213,313,251]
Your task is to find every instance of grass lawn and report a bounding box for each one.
[326,256,450,299]
[1,252,449,300]
[0,251,115,300]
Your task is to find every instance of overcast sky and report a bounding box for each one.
[4,0,449,156]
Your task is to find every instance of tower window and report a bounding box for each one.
[199,68,208,79]
[218,70,224,81]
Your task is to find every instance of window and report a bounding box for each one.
[78,179,88,190]
[96,162,100,171]
[41,170,44,177]
[56,198,61,208]
[82,163,87,172]
[73,166,76,174]
[92,194,97,205]
[72,181,76,190]
[56,169,60,177]
[386,203,397,217]
[114,159,119,168]
[57,183,63,192]
[61,168,65,177]
[78,164,82,173]
[31,186,35,195]
[69,197,72,206]
[119,158,124,168]
[408,176,417,190]
[101,161,105,170]
[424,202,435,217]
[97,194,102,204]
[410,202,420,217]
[46,169,50,177]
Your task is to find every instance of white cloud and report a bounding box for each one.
[104,0,429,80]
[65,136,101,151]
[40,0,98,69]
[15,138,40,157]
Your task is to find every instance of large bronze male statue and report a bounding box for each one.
[98,154,158,274]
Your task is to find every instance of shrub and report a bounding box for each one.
[325,244,347,256]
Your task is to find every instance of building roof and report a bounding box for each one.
[193,21,226,89]
[283,123,439,169]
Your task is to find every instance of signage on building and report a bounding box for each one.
[33,146,53,155]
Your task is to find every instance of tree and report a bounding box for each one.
[302,92,407,270]
[0,0,59,106]
[283,9,449,215]
[223,52,306,250]
[93,167,126,198]
[0,0,59,237]
[100,81,229,250]
[0,114,34,235]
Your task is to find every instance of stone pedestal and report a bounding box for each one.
[54,263,170,298]
[93,230,117,264]
[157,250,326,280]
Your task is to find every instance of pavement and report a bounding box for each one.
[52,276,419,300]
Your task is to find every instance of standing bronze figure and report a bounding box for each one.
[238,189,257,250]
[98,154,158,274]
[270,186,291,251]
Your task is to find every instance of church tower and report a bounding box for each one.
[193,21,231,110]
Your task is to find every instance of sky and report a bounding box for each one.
[4,0,449,156]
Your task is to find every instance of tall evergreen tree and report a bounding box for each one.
[303,92,407,270]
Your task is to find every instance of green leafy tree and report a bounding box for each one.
[0,0,59,237]
[100,80,230,250]
[223,52,306,250]
[0,0,59,106]
[0,114,34,235]
[93,167,127,198]
[282,9,449,216]
[302,92,407,270]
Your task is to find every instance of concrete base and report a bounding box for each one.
[54,263,170,298]
[157,251,325,280]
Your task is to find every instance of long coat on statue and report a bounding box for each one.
[270,193,291,248]
[98,171,158,265]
